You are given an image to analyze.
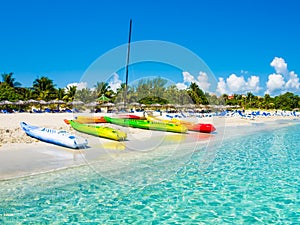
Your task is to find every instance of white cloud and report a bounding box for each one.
[247,76,260,93]
[270,57,288,76]
[265,73,285,94]
[176,83,187,90]
[66,82,87,90]
[108,73,122,92]
[265,57,300,95]
[216,74,261,95]
[182,71,195,83]
[176,71,211,92]
[226,74,246,93]
[197,71,210,92]
[285,71,300,91]
[216,77,227,94]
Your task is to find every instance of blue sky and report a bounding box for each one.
[1,0,300,96]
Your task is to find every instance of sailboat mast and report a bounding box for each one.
[124,19,132,109]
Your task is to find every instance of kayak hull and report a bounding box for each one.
[75,116,107,124]
[104,116,187,133]
[68,120,127,141]
[147,115,216,133]
[20,122,88,149]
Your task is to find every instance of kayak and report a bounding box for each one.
[115,114,142,119]
[71,115,142,124]
[146,115,216,133]
[74,116,107,124]
[67,120,127,141]
[104,116,187,133]
[20,122,88,149]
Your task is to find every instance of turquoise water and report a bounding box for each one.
[1,124,300,224]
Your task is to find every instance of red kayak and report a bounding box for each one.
[115,114,141,119]
[186,123,216,133]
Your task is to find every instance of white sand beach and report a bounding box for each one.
[0,112,299,180]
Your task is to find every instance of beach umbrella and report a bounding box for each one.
[101,102,115,107]
[1,100,13,107]
[67,100,84,105]
[150,103,161,107]
[48,99,65,104]
[101,102,115,113]
[183,103,195,109]
[174,104,182,108]
[67,101,84,112]
[12,100,26,111]
[2,100,13,105]
[96,94,110,103]
[85,102,98,107]
[14,100,25,105]
[0,100,13,112]
[26,99,39,104]
[38,100,48,111]
[39,100,48,105]
[115,102,127,109]
[129,102,140,106]
[0,101,13,110]
[49,100,65,111]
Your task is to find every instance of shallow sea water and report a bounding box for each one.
[0,123,300,224]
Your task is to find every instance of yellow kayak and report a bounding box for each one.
[146,115,216,133]
[66,120,127,141]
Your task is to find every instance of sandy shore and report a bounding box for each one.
[0,112,299,180]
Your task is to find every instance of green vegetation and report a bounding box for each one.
[1,73,300,111]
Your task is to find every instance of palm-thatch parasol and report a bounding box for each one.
[48,100,65,111]
[26,99,39,104]
[14,100,26,111]
[96,94,111,103]
[85,102,99,107]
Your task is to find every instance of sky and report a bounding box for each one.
[0,0,300,96]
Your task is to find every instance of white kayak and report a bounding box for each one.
[20,122,88,149]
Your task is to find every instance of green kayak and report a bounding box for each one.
[104,116,187,133]
[68,120,127,141]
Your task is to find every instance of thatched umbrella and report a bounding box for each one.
[38,100,48,111]
[26,99,39,104]
[163,103,174,110]
[2,100,13,105]
[85,102,98,107]
[25,99,39,112]
[101,102,115,112]
[67,100,84,106]
[96,94,111,104]
[130,102,140,106]
[14,100,26,111]
[0,100,13,111]
[49,100,65,111]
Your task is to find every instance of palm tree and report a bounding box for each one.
[187,82,208,104]
[63,85,77,102]
[94,82,112,98]
[56,88,65,100]
[1,72,21,87]
[32,76,56,100]
[75,88,95,102]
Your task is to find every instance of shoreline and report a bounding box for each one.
[0,113,299,181]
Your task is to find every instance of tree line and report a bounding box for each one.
[1,72,300,111]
